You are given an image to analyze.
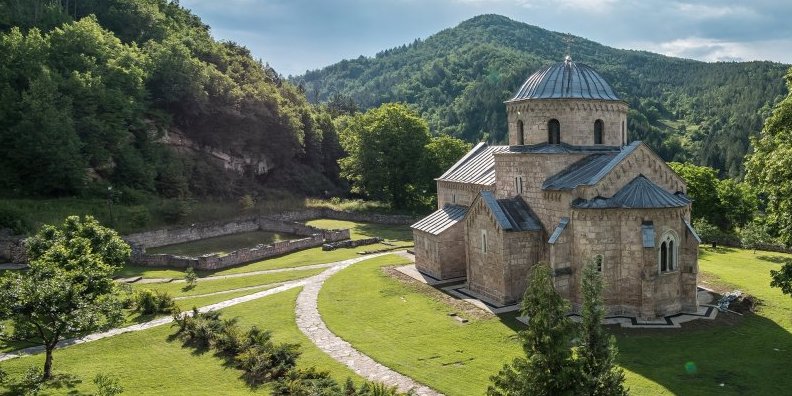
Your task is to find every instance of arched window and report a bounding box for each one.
[594,119,604,145]
[548,119,560,144]
[517,120,524,145]
[621,120,626,146]
[658,231,677,273]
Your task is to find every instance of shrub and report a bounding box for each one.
[273,367,340,396]
[236,342,300,385]
[159,199,193,222]
[126,205,151,228]
[172,308,225,348]
[135,289,177,315]
[18,366,44,396]
[239,194,256,210]
[183,267,198,290]
[93,373,124,396]
[0,205,33,235]
[0,367,6,384]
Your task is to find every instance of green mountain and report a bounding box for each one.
[294,14,789,177]
[0,0,344,199]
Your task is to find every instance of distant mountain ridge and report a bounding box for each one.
[294,14,789,176]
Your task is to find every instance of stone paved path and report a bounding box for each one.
[0,278,309,362]
[294,254,442,396]
[132,262,339,284]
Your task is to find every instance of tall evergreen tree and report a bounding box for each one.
[488,263,580,396]
[578,261,628,396]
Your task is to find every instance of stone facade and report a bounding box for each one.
[506,99,628,147]
[413,223,466,280]
[412,58,700,319]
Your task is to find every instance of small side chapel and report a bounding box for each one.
[411,56,700,319]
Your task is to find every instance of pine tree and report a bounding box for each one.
[488,263,580,396]
[578,261,628,396]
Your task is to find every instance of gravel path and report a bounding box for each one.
[294,253,441,396]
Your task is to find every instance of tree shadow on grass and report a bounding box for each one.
[699,246,737,259]
[757,255,792,265]
[615,312,792,395]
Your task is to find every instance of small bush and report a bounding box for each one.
[183,267,198,290]
[236,342,300,385]
[239,194,256,210]
[273,367,340,395]
[135,289,177,315]
[0,367,7,384]
[126,205,151,228]
[0,205,33,235]
[172,308,225,348]
[93,373,124,396]
[18,366,43,396]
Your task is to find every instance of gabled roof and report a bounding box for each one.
[571,175,691,209]
[480,191,542,232]
[436,142,509,185]
[543,141,640,191]
[411,205,468,235]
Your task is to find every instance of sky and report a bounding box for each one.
[180,0,792,77]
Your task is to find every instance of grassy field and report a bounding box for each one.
[318,250,792,396]
[146,230,301,257]
[134,267,324,298]
[0,288,362,395]
[118,219,415,279]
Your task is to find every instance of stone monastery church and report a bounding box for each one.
[411,57,701,319]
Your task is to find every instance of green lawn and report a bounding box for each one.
[318,250,792,396]
[146,230,300,257]
[0,288,362,395]
[134,267,324,298]
[118,220,414,279]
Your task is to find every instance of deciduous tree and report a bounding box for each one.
[0,216,130,380]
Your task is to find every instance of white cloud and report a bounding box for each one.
[673,2,759,20]
[627,37,792,64]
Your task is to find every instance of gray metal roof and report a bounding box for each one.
[548,217,570,244]
[684,220,702,243]
[542,141,640,191]
[437,142,509,185]
[571,175,691,209]
[641,221,656,248]
[411,204,468,235]
[509,58,620,101]
[480,191,541,232]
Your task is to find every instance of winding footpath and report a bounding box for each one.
[294,253,442,396]
[0,251,443,395]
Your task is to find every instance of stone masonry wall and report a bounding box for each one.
[506,99,628,147]
[134,235,327,271]
[465,198,507,304]
[436,180,493,209]
[413,222,466,280]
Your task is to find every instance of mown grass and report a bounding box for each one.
[318,250,792,396]
[0,288,362,395]
[306,219,413,247]
[134,267,324,298]
[146,230,301,257]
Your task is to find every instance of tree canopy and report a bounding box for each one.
[0,216,130,380]
[295,14,787,177]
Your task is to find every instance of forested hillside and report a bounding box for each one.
[295,14,788,177]
[0,0,344,199]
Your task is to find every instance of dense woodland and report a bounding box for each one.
[295,14,789,177]
[0,0,345,200]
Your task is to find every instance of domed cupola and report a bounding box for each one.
[509,56,620,101]
[506,56,629,147]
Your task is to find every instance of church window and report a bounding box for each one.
[452,193,456,204]
[594,254,604,272]
[594,119,604,144]
[548,119,560,144]
[514,176,524,195]
[517,120,524,145]
[621,120,626,146]
[658,231,677,273]
[481,230,488,253]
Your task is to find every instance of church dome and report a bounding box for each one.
[509,56,620,101]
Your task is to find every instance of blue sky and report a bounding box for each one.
[180,0,792,76]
